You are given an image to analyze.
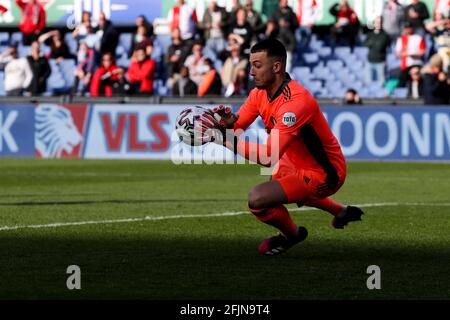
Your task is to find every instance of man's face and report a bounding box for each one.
[136,49,146,62]
[193,44,203,57]
[250,51,276,89]
[102,54,112,67]
[31,42,40,57]
[404,26,413,35]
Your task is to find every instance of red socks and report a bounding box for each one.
[250,205,298,239]
[305,197,345,216]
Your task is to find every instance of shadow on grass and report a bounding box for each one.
[0,235,448,300]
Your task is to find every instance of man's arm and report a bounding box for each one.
[223,129,295,167]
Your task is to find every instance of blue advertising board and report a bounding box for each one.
[0,103,449,161]
[248,105,450,161]
[0,104,35,157]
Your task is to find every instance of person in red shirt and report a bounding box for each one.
[329,0,360,52]
[90,52,125,97]
[16,0,46,45]
[196,38,364,256]
[127,47,156,95]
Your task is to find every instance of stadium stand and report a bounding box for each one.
[0,0,447,104]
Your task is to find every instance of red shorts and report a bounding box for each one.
[272,162,346,203]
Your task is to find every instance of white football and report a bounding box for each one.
[175,106,211,146]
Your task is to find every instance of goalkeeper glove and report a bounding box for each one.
[212,105,239,129]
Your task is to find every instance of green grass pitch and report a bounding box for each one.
[0,159,449,299]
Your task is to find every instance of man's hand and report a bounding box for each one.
[212,105,238,129]
[192,109,224,145]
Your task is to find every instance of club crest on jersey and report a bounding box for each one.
[282,112,296,127]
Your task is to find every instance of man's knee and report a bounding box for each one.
[248,186,265,210]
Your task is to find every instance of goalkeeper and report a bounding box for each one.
[196,38,364,256]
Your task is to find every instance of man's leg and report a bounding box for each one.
[304,197,364,229]
[248,179,308,255]
[304,197,346,216]
[248,180,298,238]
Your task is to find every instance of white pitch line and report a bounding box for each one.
[0,202,449,232]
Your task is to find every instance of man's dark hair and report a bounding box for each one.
[250,38,287,65]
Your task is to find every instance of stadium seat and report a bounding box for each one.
[116,56,130,68]
[64,32,78,56]
[292,66,311,81]
[0,32,9,46]
[47,69,66,94]
[309,36,324,51]
[334,47,351,59]
[18,45,30,58]
[151,44,163,62]
[0,71,5,96]
[305,80,322,94]
[59,59,76,88]
[326,59,344,71]
[317,46,332,59]
[119,33,133,54]
[155,35,172,53]
[11,32,23,45]
[354,47,369,61]
[302,52,319,65]
[393,87,408,98]
[312,65,330,80]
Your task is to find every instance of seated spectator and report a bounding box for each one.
[90,52,125,97]
[329,0,360,52]
[183,42,209,86]
[172,65,197,97]
[130,25,154,57]
[228,0,243,22]
[364,16,390,85]
[3,45,33,96]
[38,30,73,62]
[201,0,229,57]
[127,47,156,95]
[218,33,245,62]
[229,8,253,54]
[426,14,450,72]
[166,28,190,88]
[72,42,95,96]
[74,21,98,53]
[95,12,119,60]
[422,54,450,104]
[343,88,363,104]
[26,41,51,95]
[220,43,248,92]
[16,0,46,45]
[395,23,426,87]
[260,19,278,41]
[232,67,250,96]
[406,66,424,99]
[198,58,222,97]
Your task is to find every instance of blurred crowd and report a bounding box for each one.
[0,0,448,104]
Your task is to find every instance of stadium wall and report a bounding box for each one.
[0,103,449,161]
